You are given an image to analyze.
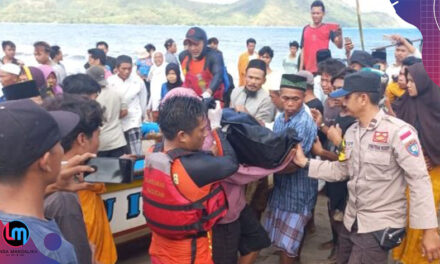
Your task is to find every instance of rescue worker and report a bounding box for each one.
[292,71,440,263]
[142,95,238,264]
[180,27,225,101]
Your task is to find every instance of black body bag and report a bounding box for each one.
[221,108,300,169]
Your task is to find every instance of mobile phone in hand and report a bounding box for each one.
[84,157,134,183]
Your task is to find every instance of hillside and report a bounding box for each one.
[0,0,402,27]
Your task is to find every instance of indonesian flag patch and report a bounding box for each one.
[399,128,420,157]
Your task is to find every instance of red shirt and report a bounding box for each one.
[301,23,339,73]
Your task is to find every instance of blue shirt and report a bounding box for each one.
[269,106,318,214]
[0,211,78,264]
[135,58,152,78]
[160,82,168,100]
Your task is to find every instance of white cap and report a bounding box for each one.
[268,72,282,91]
[0,63,21,76]
[136,48,149,59]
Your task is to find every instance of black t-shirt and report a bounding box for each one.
[306,98,324,115]
[105,56,117,72]
[161,130,239,188]
[83,56,116,72]
[180,152,238,187]
[335,115,356,135]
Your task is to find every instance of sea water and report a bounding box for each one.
[0,23,422,79]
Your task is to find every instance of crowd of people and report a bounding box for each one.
[0,1,440,264]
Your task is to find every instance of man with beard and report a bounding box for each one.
[229,59,276,223]
[230,59,275,125]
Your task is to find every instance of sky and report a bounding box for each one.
[190,0,397,15]
[341,0,396,14]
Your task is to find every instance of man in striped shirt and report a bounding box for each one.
[264,74,318,264]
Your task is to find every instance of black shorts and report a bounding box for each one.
[212,205,271,264]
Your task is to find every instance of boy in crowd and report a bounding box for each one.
[0,99,81,263]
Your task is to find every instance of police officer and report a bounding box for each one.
[293,71,440,263]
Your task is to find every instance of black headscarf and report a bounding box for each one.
[396,63,440,165]
[165,63,183,91]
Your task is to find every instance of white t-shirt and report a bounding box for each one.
[263,71,282,93]
[386,48,422,84]
[107,74,147,132]
[313,75,328,103]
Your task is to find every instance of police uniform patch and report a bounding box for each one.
[373,131,388,143]
[405,140,420,157]
[368,144,391,152]
[399,129,414,144]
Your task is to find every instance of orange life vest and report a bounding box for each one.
[142,146,227,240]
[181,56,224,100]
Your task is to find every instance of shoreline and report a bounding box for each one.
[0,22,417,30]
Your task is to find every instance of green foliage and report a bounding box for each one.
[0,0,401,27]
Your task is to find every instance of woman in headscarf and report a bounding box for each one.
[28,67,47,93]
[147,51,167,121]
[393,62,440,264]
[10,66,46,104]
[161,63,183,99]
[39,65,63,97]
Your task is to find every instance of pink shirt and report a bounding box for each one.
[104,68,113,79]
[219,154,292,224]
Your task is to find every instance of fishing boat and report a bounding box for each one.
[102,174,148,244]
[101,138,158,245]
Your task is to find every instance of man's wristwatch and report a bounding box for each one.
[303,158,310,169]
[319,122,326,130]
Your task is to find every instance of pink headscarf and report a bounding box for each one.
[38,65,63,94]
[161,87,213,150]
[161,87,200,103]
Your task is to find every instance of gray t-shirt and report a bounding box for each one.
[96,86,127,151]
[0,211,78,264]
[282,54,299,74]
[230,87,276,123]
[44,192,92,264]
